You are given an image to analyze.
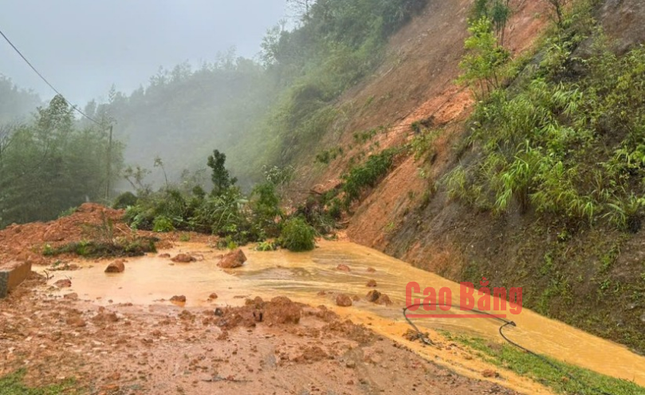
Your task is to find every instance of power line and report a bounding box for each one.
[0,28,101,126]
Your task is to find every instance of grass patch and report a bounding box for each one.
[445,333,645,394]
[0,369,79,395]
[43,238,157,258]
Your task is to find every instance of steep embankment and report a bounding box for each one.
[293,0,645,353]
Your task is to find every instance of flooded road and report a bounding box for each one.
[44,240,645,388]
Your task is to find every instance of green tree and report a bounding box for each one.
[459,17,510,100]
[207,149,237,196]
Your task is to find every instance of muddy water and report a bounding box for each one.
[45,240,645,388]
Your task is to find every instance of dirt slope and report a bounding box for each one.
[290,0,645,353]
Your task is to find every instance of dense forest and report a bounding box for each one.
[0,75,41,124]
[0,0,427,228]
[97,0,427,188]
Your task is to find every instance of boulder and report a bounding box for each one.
[218,249,247,269]
[336,294,353,307]
[105,260,125,273]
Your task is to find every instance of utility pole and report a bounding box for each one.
[106,124,113,201]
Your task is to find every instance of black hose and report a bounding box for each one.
[403,302,613,395]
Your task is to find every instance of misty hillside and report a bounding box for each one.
[96,0,427,188]
[0,75,41,125]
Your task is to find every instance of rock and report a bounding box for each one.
[336,264,351,272]
[366,290,381,303]
[208,293,218,300]
[63,293,79,300]
[170,295,187,304]
[158,253,171,258]
[367,267,376,273]
[105,260,125,273]
[171,254,195,263]
[54,279,72,288]
[336,294,353,307]
[376,294,393,306]
[265,296,301,324]
[218,249,247,269]
[364,290,392,305]
[366,279,377,287]
[66,317,86,327]
[482,369,499,378]
[93,311,119,323]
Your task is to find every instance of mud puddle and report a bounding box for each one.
[42,240,645,388]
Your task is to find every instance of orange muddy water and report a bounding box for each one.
[43,240,645,388]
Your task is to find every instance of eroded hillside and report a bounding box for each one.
[291,0,645,354]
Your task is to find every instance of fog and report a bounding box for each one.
[0,0,286,105]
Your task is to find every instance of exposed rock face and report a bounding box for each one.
[0,260,32,298]
[105,260,125,273]
[218,249,247,269]
[600,0,645,54]
[336,294,353,307]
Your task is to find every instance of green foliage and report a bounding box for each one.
[279,217,316,252]
[256,240,278,251]
[458,17,510,100]
[450,5,645,231]
[446,334,645,395]
[152,216,175,232]
[43,237,157,258]
[207,149,237,196]
[0,95,124,228]
[342,148,398,207]
[57,207,78,219]
[112,191,138,209]
[0,369,79,395]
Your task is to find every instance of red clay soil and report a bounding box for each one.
[343,0,549,256]
[0,273,519,395]
[0,203,211,267]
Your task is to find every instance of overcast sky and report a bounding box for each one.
[0,0,287,106]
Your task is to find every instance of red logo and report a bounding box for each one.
[405,278,522,318]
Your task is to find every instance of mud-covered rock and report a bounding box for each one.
[54,279,72,288]
[265,296,301,324]
[218,249,247,269]
[105,260,125,273]
[366,290,381,302]
[171,254,195,263]
[336,294,353,307]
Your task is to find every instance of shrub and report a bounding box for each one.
[112,192,138,209]
[279,217,316,252]
[152,216,174,233]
